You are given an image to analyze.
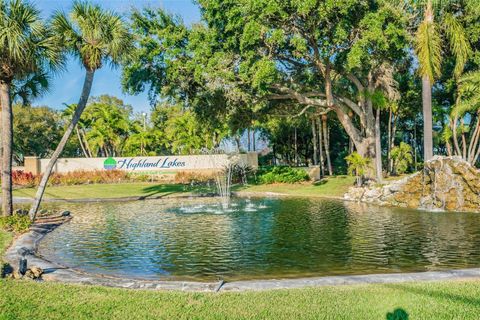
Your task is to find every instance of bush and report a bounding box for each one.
[48,170,131,186]
[9,170,133,187]
[12,170,37,187]
[174,171,215,184]
[0,214,31,233]
[390,142,413,175]
[345,152,370,186]
[257,166,310,184]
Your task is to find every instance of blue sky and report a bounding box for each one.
[34,0,201,113]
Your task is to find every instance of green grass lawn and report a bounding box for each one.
[237,175,355,198]
[12,182,199,200]
[1,255,480,320]
[11,176,355,201]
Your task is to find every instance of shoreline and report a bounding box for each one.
[4,215,480,292]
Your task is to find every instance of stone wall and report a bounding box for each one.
[344,156,480,213]
[24,153,259,176]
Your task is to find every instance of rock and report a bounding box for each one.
[23,267,43,280]
[12,270,23,279]
[24,269,35,279]
[30,266,43,278]
[61,211,71,217]
[344,187,366,201]
[344,156,480,213]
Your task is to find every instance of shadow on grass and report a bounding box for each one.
[313,179,328,186]
[384,283,480,307]
[386,308,408,320]
[140,184,216,199]
[140,184,186,199]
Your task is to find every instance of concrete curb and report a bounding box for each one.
[5,220,480,292]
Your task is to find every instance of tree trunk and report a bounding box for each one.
[467,113,480,163]
[422,75,434,161]
[76,127,89,158]
[294,127,298,166]
[311,118,318,165]
[0,81,13,216]
[317,117,324,177]
[375,108,383,183]
[387,108,393,174]
[235,135,241,152]
[322,116,333,175]
[29,69,95,220]
[252,128,256,152]
[460,118,467,160]
[247,128,251,152]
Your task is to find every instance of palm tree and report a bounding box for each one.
[415,0,471,162]
[450,70,480,164]
[29,1,133,220]
[12,70,50,106]
[62,103,93,157]
[0,0,63,216]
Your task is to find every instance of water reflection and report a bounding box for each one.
[38,197,480,281]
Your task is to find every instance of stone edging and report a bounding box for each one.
[5,220,480,291]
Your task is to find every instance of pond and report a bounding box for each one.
[38,197,480,281]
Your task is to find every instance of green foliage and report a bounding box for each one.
[0,214,31,233]
[12,71,50,106]
[52,1,133,71]
[415,18,442,82]
[345,152,370,185]
[452,70,480,117]
[390,142,414,174]
[13,105,66,162]
[82,95,132,156]
[0,0,64,82]
[257,166,309,184]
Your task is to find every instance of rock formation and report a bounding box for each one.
[344,156,480,212]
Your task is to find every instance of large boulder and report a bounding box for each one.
[344,156,480,212]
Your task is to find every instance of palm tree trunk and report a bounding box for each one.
[82,129,93,157]
[317,117,325,177]
[311,118,318,165]
[375,108,383,183]
[322,116,332,175]
[387,108,393,174]
[422,75,434,161]
[294,127,298,166]
[235,135,241,152]
[452,116,462,157]
[29,69,95,220]
[468,115,480,164]
[76,127,89,157]
[0,81,13,216]
[252,128,256,152]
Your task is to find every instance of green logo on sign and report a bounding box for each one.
[103,157,117,170]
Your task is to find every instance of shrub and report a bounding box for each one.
[390,142,413,175]
[0,214,31,233]
[48,170,131,186]
[345,152,370,186]
[174,171,216,184]
[12,170,38,187]
[257,166,310,184]
[229,164,254,184]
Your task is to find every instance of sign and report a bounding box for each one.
[103,157,187,171]
[35,153,258,175]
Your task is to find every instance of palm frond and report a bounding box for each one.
[415,19,442,82]
[452,70,480,117]
[443,13,471,79]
